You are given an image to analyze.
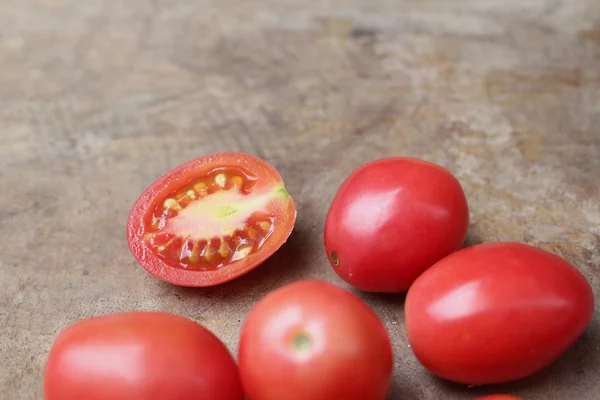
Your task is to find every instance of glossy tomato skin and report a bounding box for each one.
[44,312,244,400]
[127,152,296,287]
[324,157,469,293]
[238,280,393,400]
[406,242,594,385]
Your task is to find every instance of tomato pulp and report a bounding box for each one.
[44,312,244,400]
[406,242,594,385]
[127,152,296,287]
[238,280,393,400]
[324,157,469,292]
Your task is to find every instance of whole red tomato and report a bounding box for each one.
[44,312,244,400]
[324,157,469,292]
[406,242,594,385]
[475,396,524,400]
[238,280,393,400]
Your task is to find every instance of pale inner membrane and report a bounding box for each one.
[164,189,274,241]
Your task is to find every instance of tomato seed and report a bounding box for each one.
[163,198,181,210]
[233,245,252,261]
[215,173,227,188]
[247,227,258,240]
[230,176,243,187]
[193,182,208,193]
[258,221,271,232]
[189,241,202,264]
[219,239,230,258]
[203,240,217,263]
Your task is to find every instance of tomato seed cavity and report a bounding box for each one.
[145,167,276,271]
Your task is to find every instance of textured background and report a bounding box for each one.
[1,0,599,399]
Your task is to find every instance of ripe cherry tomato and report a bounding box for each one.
[44,312,244,400]
[475,396,524,400]
[406,242,594,385]
[238,280,393,400]
[127,152,296,287]
[324,157,469,292]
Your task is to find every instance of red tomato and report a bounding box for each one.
[44,312,244,400]
[406,242,594,385]
[127,152,296,287]
[475,396,524,400]
[238,280,393,400]
[324,157,469,292]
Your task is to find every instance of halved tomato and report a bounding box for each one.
[127,152,296,287]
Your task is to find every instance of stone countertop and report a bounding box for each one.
[1,1,599,399]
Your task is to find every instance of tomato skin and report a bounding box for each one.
[475,396,524,400]
[238,280,393,400]
[127,152,296,287]
[405,242,594,385]
[324,157,469,293]
[44,312,244,400]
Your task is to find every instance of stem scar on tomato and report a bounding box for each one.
[291,331,313,354]
[127,152,297,287]
[330,250,340,267]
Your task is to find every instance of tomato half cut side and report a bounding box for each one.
[127,152,296,287]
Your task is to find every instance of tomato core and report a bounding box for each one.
[143,165,283,271]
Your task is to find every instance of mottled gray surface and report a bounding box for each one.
[1,0,599,399]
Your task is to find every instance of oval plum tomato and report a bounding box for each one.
[324,157,469,292]
[406,242,594,385]
[127,152,296,287]
[475,396,524,400]
[44,312,244,400]
[238,280,393,400]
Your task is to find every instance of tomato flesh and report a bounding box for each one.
[127,152,296,286]
[43,312,244,400]
[238,280,394,400]
[146,166,276,271]
[475,396,524,400]
[406,242,594,385]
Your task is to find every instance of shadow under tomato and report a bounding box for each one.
[462,229,483,249]
[385,375,422,400]
[432,317,600,398]
[356,291,408,307]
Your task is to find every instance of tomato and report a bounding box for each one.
[406,242,594,385]
[475,396,524,400]
[324,157,469,292]
[44,312,244,400]
[127,152,296,287]
[238,280,393,400]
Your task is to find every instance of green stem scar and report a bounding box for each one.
[291,331,312,353]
